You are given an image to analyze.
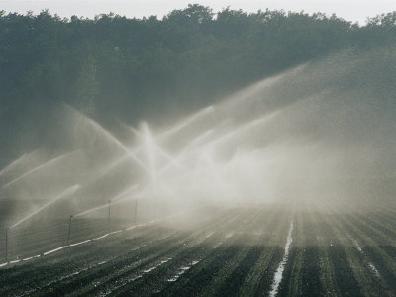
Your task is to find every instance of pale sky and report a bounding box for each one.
[1,0,395,24]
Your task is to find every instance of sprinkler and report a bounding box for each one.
[5,227,9,263]
[66,215,73,246]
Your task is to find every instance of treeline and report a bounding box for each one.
[0,4,396,159]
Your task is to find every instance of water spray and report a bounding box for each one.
[9,185,80,229]
[158,106,215,142]
[2,152,76,190]
[65,105,148,172]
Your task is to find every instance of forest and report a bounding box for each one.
[0,4,396,164]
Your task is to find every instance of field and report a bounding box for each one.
[0,204,395,297]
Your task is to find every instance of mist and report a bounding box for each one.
[0,5,395,294]
[0,47,395,231]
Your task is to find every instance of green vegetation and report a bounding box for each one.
[1,5,396,162]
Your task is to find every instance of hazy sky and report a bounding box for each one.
[1,0,395,24]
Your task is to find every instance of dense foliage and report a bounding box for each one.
[0,5,395,160]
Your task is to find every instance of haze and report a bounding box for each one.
[0,4,395,296]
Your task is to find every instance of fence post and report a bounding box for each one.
[5,227,9,262]
[66,215,73,246]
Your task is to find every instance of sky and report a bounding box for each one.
[1,0,395,24]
